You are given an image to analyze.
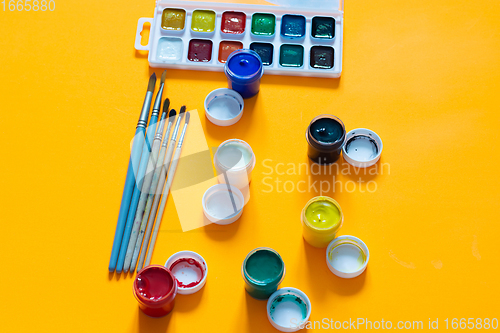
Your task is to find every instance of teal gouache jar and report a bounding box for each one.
[242,247,285,300]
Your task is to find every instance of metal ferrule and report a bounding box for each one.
[137,91,153,129]
[151,84,165,116]
[170,116,183,143]
[177,124,188,148]
[161,122,173,147]
[154,111,169,140]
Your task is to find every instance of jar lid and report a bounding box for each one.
[267,287,312,332]
[164,251,208,295]
[202,184,244,225]
[342,128,383,168]
[326,235,369,279]
[204,88,244,126]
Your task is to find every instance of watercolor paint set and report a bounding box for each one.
[135,0,344,78]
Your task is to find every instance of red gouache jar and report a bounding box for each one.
[133,265,178,317]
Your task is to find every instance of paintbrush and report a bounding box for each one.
[136,107,185,271]
[116,71,166,273]
[128,104,176,272]
[108,73,156,272]
[123,95,170,273]
[145,110,190,267]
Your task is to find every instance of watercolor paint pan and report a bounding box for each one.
[134,0,344,78]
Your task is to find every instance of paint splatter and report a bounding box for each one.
[431,260,443,269]
[472,235,481,260]
[389,250,416,269]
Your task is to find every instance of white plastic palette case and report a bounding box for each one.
[135,0,344,78]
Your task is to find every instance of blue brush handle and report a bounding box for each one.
[108,126,146,272]
[115,113,159,273]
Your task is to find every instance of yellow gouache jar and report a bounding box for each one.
[301,196,343,248]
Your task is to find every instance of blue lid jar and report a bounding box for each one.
[224,49,264,99]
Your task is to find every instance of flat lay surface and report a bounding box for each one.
[1,0,499,331]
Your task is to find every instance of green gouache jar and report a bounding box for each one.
[242,247,285,300]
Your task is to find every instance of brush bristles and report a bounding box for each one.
[169,109,177,119]
[185,112,190,124]
[162,98,170,113]
[180,106,186,114]
[161,70,167,84]
[147,73,156,93]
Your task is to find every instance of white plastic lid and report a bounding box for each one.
[202,184,244,225]
[165,251,208,295]
[326,235,369,279]
[267,287,312,332]
[342,128,383,168]
[265,0,342,11]
[204,88,244,126]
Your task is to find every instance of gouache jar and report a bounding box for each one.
[225,49,264,99]
[306,114,346,164]
[301,196,343,248]
[242,247,285,300]
[214,139,256,203]
[133,265,178,317]
[214,139,256,182]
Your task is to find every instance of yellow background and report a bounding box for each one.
[1,0,499,331]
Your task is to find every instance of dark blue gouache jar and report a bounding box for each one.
[306,114,346,164]
[225,49,264,99]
